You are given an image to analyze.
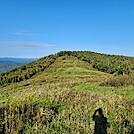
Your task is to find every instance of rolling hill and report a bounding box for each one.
[0,51,134,133]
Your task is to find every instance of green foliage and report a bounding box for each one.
[0,56,134,133]
[57,51,134,74]
[116,61,132,75]
[100,72,134,87]
[1,51,134,86]
[0,56,56,86]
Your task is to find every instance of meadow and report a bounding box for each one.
[0,53,134,133]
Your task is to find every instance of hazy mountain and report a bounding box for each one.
[0,57,37,74]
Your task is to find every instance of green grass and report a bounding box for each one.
[0,56,134,133]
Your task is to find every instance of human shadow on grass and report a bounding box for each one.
[92,108,110,134]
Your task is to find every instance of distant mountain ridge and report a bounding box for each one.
[0,57,37,62]
[0,57,37,74]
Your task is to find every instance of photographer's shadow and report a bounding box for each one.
[92,108,110,134]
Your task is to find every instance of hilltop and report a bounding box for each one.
[0,51,134,86]
[0,51,134,133]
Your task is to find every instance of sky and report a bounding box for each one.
[0,0,134,58]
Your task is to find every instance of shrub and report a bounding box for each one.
[100,72,134,87]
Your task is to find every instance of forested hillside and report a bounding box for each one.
[0,51,134,86]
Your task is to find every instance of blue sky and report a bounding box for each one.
[0,0,134,58]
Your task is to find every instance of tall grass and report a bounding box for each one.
[1,86,134,133]
[100,72,134,87]
[0,56,134,133]
[0,96,61,133]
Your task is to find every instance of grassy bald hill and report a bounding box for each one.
[0,51,134,133]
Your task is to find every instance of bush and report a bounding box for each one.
[100,72,134,87]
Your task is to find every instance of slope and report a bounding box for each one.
[0,55,56,86]
[57,51,134,75]
[0,52,134,133]
[0,51,134,86]
[0,56,110,102]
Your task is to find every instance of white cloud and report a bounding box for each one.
[12,32,40,36]
[0,41,56,48]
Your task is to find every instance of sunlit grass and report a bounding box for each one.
[0,56,134,133]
